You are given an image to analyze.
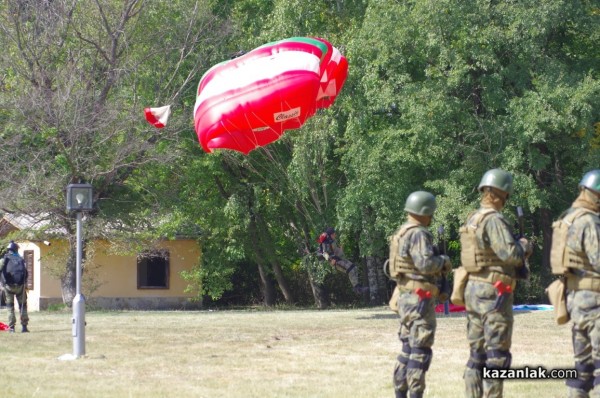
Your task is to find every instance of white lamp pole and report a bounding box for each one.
[73,210,85,357]
[64,183,93,360]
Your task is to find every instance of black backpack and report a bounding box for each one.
[2,254,26,285]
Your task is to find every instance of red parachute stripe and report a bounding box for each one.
[144,108,164,128]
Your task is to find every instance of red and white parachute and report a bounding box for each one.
[144,105,171,129]
[193,37,348,155]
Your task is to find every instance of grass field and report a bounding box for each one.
[0,306,572,397]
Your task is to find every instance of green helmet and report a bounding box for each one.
[579,169,600,193]
[404,191,437,216]
[478,168,513,195]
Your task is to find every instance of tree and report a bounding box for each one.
[0,0,228,304]
[342,0,600,302]
[172,0,369,308]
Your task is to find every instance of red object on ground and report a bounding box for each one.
[435,303,466,313]
[0,322,9,331]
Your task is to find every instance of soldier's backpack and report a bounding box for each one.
[549,208,593,275]
[2,254,26,285]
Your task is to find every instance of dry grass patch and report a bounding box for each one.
[0,307,571,397]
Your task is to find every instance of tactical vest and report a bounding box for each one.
[459,208,506,272]
[387,223,421,279]
[550,208,596,275]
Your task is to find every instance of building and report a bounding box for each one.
[0,214,202,311]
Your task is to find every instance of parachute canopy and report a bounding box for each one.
[194,37,348,155]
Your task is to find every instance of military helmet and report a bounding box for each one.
[579,170,600,194]
[6,240,18,252]
[325,227,336,235]
[478,168,513,195]
[404,191,437,216]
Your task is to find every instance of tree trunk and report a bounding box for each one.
[256,260,276,306]
[534,165,559,286]
[539,207,553,279]
[61,233,77,307]
[248,213,276,306]
[271,260,295,304]
[365,255,386,305]
[360,207,387,305]
[308,269,330,309]
[254,212,295,304]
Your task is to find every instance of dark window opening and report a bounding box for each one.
[137,250,169,289]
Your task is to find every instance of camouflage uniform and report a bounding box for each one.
[563,184,600,397]
[1,251,29,331]
[460,169,529,398]
[4,284,28,329]
[462,207,527,398]
[389,191,451,398]
[392,223,448,398]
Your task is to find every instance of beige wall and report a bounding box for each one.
[16,238,201,311]
[91,239,200,297]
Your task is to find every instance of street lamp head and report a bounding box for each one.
[66,183,94,212]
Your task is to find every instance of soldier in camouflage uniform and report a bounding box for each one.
[562,170,600,397]
[0,241,29,333]
[460,169,532,398]
[391,191,452,398]
[319,227,369,294]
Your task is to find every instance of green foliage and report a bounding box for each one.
[300,254,332,285]
[0,0,597,306]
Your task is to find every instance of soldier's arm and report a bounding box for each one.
[409,230,445,274]
[584,217,600,268]
[480,215,525,263]
[569,215,600,269]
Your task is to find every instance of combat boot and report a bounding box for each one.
[9,326,15,333]
[22,325,29,333]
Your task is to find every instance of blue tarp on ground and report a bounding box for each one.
[435,304,554,313]
[513,304,553,311]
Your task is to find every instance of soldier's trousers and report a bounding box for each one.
[4,284,28,328]
[566,290,600,398]
[332,259,360,288]
[393,289,436,397]
[464,281,513,398]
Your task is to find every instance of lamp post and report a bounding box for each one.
[65,183,93,359]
